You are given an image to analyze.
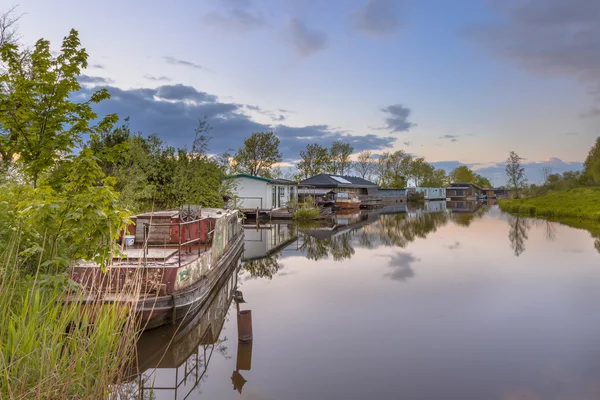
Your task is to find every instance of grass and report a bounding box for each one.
[498,187,600,222]
[0,234,144,399]
[293,203,321,221]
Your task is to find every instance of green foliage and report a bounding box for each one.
[327,140,354,175]
[449,165,491,187]
[421,167,448,187]
[233,131,282,177]
[293,203,320,221]
[0,242,142,398]
[505,151,528,197]
[0,29,117,187]
[376,150,410,188]
[499,187,600,221]
[584,136,600,184]
[297,143,329,179]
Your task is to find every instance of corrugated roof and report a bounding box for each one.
[299,174,378,188]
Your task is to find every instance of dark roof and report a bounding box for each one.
[270,178,297,185]
[299,174,379,188]
[448,182,482,190]
[223,174,297,185]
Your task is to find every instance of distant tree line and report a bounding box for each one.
[231,132,492,188]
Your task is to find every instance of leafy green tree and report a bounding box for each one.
[449,165,476,183]
[374,150,410,188]
[327,140,354,175]
[297,143,329,179]
[0,29,117,187]
[475,174,492,188]
[505,151,527,197]
[421,167,447,187]
[409,157,431,186]
[233,131,282,177]
[354,150,375,179]
[584,136,600,184]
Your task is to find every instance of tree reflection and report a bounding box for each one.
[450,206,488,227]
[243,255,281,279]
[297,211,448,260]
[508,215,530,257]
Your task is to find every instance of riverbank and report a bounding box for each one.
[498,187,600,221]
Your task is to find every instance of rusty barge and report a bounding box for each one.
[69,207,244,330]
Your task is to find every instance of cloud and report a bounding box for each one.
[467,0,600,113]
[78,75,114,84]
[350,0,404,37]
[282,18,327,58]
[447,241,461,250]
[144,75,172,82]
[246,104,288,122]
[155,84,217,103]
[403,141,412,146]
[380,104,415,133]
[474,157,584,185]
[385,252,418,281]
[565,132,578,136]
[203,0,265,32]
[162,56,204,70]
[77,83,396,159]
[440,134,459,142]
[90,64,105,69]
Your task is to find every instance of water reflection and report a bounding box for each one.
[125,205,600,399]
[121,260,241,399]
[508,215,531,256]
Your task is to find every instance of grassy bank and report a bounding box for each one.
[498,187,600,221]
[0,237,143,399]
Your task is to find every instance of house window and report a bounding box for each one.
[455,189,464,196]
[290,186,295,200]
[278,187,284,197]
[272,186,276,207]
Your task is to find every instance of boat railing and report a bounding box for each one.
[142,218,215,267]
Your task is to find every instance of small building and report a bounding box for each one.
[415,187,446,200]
[299,174,379,195]
[446,183,482,202]
[378,188,407,204]
[224,174,298,211]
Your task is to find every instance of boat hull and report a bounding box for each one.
[136,231,244,330]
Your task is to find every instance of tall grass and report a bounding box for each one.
[293,202,321,221]
[498,187,600,221]
[0,234,144,399]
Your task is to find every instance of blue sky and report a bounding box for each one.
[11,0,600,182]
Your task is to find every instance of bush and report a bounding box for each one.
[293,203,320,221]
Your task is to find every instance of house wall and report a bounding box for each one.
[232,177,269,209]
[268,184,296,209]
[415,187,446,200]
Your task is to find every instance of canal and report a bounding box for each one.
[124,205,600,399]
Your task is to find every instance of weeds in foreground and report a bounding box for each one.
[0,235,144,399]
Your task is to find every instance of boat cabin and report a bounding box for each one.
[446,183,482,201]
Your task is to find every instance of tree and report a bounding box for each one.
[233,131,282,177]
[449,166,476,183]
[0,29,117,187]
[354,150,375,180]
[0,6,20,48]
[540,165,553,184]
[505,151,527,197]
[475,174,492,188]
[297,143,329,179]
[421,167,447,187]
[327,140,353,175]
[409,157,430,186]
[584,136,600,184]
[375,150,410,188]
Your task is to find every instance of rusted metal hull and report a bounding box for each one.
[137,231,245,330]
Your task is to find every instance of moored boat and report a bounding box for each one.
[334,192,361,209]
[69,207,244,330]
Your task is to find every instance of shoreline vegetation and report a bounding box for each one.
[498,187,600,222]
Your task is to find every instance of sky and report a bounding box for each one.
[9,0,600,184]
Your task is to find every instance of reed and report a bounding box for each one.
[0,235,144,399]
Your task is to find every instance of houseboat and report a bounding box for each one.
[69,206,244,330]
[335,192,361,209]
[415,187,446,201]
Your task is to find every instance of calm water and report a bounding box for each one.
[125,205,600,400]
